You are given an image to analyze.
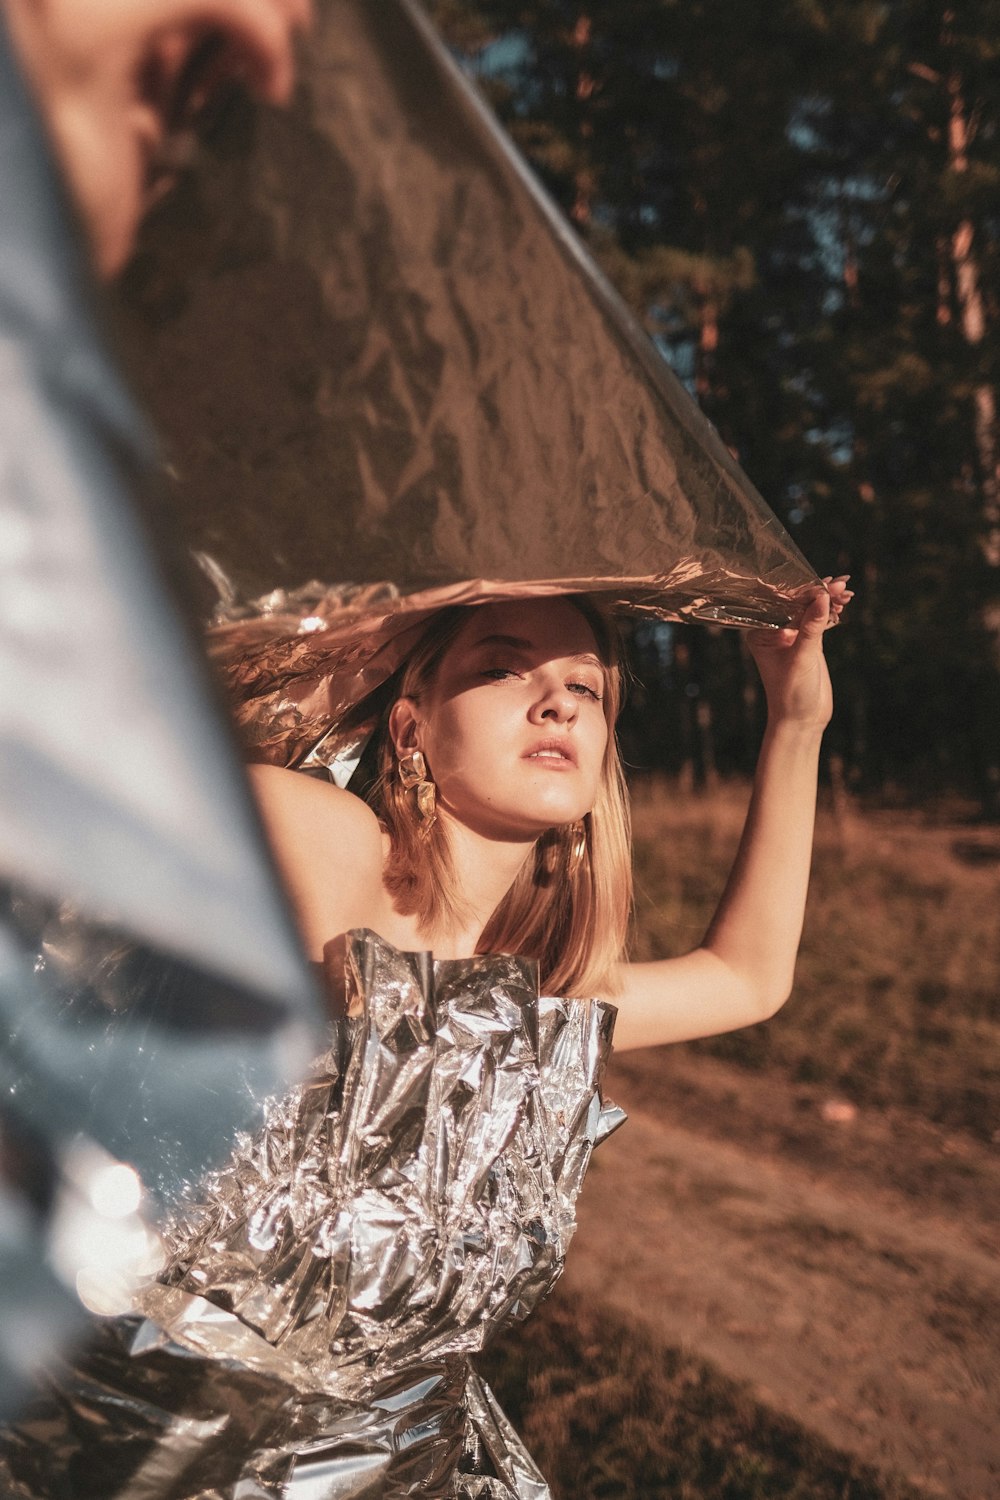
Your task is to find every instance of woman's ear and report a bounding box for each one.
[388,697,422,758]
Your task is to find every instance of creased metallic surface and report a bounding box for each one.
[116,0,820,677]
[0,12,322,1410]
[0,9,316,1010]
[113,0,824,771]
[0,930,624,1498]
[204,569,823,778]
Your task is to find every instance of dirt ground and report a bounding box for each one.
[562,1046,1000,1500]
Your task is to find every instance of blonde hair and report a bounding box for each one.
[366,598,632,997]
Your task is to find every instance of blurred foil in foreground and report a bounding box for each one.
[116,0,820,757]
[0,9,322,1412]
[0,930,624,1499]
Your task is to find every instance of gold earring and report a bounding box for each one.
[398,749,437,828]
[567,820,587,876]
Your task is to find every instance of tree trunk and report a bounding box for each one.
[947,67,1000,565]
[694,297,718,402]
[570,14,595,226]
[943,42,1000,811]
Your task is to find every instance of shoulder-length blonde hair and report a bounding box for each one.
[363,597,632,998]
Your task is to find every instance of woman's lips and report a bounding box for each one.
[524,739,577,767]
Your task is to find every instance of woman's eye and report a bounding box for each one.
[569,680,603,701]
[482,667,519,681]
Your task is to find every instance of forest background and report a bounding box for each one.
[417,8,999,1495]
[433,0,1000,814]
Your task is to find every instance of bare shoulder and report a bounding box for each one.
[249,764,383,871]
[247,765,385,952]
[249,763,380,847]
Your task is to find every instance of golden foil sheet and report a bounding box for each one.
[117,0,824,770]
[0,930,624,1498]
[116,0,821,775]
[203,568,816,781]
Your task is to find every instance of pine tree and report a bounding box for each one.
[434,0,1000,806]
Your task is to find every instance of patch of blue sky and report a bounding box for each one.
[476,30,533,79]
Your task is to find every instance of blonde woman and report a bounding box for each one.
[1,582,850,1500]
[254,584,849,1049]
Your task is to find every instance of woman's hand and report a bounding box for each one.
[747,576,853,733]
[5,0,313,276]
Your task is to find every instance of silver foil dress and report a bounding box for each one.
[0,929,625,1499]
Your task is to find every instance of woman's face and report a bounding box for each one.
[396,598,611,841]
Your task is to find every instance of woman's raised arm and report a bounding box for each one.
[610,579,852,1052]
[248,763,385,960]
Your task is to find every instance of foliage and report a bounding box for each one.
[432,0,1000,809]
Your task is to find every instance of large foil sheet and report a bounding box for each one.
[0,11,322,1410]
[0,13,314,1007]
[115,0,822,766]
[0,930,625,1498]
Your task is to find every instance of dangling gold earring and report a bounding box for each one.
[567,819,587,876]
[398,749,437,829]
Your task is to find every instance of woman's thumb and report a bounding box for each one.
[798,587,831,639]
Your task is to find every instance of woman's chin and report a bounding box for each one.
[494,804,589,841]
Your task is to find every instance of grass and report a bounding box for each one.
[627,779,1000,1141]
[479,1296,930,1500]
[480,783,993,1499]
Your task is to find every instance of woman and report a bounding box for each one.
[0,581,849,1500]
[253,583,849,1050]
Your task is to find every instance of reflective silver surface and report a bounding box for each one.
[1,0,820,1433]
[0,16,311,1003]
[118,0,819,633]
[0,931,624,1498]
[0,10,321,1412]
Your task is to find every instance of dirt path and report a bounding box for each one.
[563,1051,1000,1500]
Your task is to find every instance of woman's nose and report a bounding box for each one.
[529,678,578,723]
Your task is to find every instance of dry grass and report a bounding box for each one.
[628,779,1000,1140]
[479,783,994,1498]
[480,783,997,1497]
[480,1298,930,1500]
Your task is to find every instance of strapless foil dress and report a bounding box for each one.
[0,929,624,1499]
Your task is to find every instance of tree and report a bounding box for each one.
[434,0,1000,807]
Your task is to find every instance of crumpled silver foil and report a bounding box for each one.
[0,930,625,1498]
[117,0,821,677]
[115,0,826,785]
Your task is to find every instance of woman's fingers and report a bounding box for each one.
[760,588,829,649]
[125,0,312,103]
[748,575,853,657]
[825,576,854,627]
[816,575,854,628]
